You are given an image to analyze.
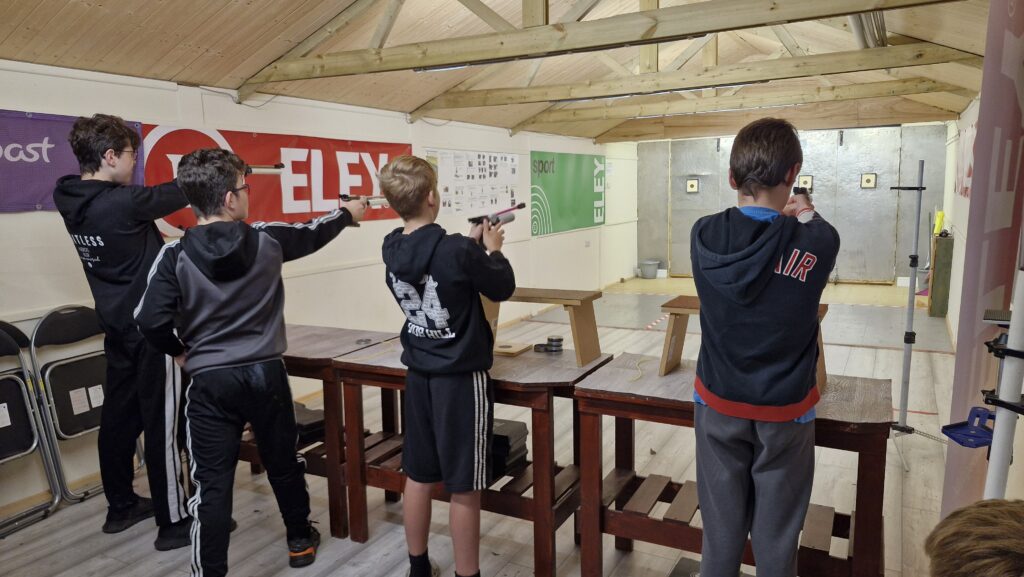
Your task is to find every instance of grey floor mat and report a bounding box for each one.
[529,293,953,353]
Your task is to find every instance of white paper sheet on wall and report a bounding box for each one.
[424,148,519,217]
[69,387,90,415]
[88,385,104,408]
[0,403,10,428]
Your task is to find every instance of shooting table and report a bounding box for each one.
[247,325,398,539]
[334,337,611,577]
[576,295,891,577]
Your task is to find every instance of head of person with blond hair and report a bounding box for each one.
[379,155,439,223]
[925,499,1024,577]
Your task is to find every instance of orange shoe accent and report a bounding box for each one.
[289,547,315,557]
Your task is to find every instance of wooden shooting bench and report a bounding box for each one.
[486,287,603,367]
[658,295,829,391]
[575,352,892,576]
[238,324,397,539]
[332,339,611,577]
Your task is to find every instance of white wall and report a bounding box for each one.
[945,99,980,349]
[0,59,638,508]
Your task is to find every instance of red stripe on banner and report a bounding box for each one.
[141,125,410,230]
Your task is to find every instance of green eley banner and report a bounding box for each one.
[530,151,606,236]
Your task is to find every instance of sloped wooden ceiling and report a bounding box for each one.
[0,0,989,142]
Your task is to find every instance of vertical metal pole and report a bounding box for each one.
[897,160,925,429]
[984,246,1024,498]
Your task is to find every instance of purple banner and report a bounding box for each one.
[0,109,144,213]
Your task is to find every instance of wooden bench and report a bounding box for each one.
[485,287,603,367]
[575,353,892,577]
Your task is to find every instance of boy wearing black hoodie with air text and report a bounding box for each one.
[134,148,366,577]
[690,118,839,577]
[380,155,515,577]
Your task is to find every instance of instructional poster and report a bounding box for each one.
[423,148,519,216]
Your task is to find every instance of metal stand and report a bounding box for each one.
[983,277,1024,497]
[890,160,947,457]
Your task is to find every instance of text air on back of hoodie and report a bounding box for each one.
[390,272,455,340]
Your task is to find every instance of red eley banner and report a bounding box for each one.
[142,125,410,230]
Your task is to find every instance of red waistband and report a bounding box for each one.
[695,375,819,422]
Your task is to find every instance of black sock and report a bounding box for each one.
[409,551,431,577]
[286,522,311,541]
[455,572,481,577]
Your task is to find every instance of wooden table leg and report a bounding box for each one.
[323,377,348,539]
[659,313,688,376]
[614,416,634,552]
[381,389,401,503]
[344,380,369,543]
[573,398,582,545]
[851,442,886,577]
[580,410,603,577]
[567,301,602,367]
[531,392,557,577]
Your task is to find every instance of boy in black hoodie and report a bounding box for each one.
[53,113,193,549]
[690,118,839,577]
[134,149,366,577]
[380,155,515,577]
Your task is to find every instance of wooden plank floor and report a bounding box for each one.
[0,317,951,577]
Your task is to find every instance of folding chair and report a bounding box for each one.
[0,322,62,536]
[30,306,109,503]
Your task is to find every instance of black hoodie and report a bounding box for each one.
[52,175,187,333]
[134,209,353,375]
[690,207,839,422]
[382,224,515,374]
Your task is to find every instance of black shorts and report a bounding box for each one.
[402,369,494,493]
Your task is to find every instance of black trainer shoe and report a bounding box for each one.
[405,559,440,577]
[102,497,155,534]
[287,525,320,568]
[154,517,237,551]
[154,517,191,551]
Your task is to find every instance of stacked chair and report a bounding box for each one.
[28,306,110,503]
[0,321,61,536]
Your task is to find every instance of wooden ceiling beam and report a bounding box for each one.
[457,0,517,32]
[420,42,974,110]
[522,0,549,27]
[639,0,659,74]
[522,77,958,125]
[407,0,605,122]
[236,0,377,101]
[592,97,957,142]
[369,0,405,50]
[702,31,718,96]
[247,0,962,83]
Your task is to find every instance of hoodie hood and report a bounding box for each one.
[382,224,446,284]
[692,207,797,305]
[181,221,260,282]
[53,175,119,226]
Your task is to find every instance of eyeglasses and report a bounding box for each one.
[229,184,250,195]
[114,149,138,160]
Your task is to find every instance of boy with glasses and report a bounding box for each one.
[135,148,367,576]
[54,113,193,550]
